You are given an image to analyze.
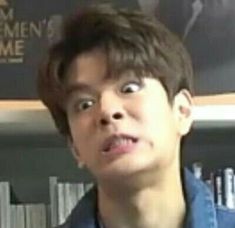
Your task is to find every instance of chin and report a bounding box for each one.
[96,160,157,185]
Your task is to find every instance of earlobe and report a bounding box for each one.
[174,89,193,136]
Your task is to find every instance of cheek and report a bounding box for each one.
[140,102,178,145]
[69,117,91,148]
[69,119,95,164]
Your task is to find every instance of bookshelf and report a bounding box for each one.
[1,94,235,138]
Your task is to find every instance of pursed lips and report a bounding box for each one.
[101,134,139,153]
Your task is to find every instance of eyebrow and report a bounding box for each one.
[65,82,95,97]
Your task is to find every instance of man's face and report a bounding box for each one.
[65,50,192,183]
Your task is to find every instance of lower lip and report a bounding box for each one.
[102,141,138,157]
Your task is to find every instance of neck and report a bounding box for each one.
[98,165,186,228]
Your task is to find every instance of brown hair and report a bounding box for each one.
[37,4,194,137]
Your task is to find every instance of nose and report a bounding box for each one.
[97,92,125,126]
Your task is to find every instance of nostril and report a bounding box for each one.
[100,118,109,125]
[113,112,122,119]
[99,112,123,126]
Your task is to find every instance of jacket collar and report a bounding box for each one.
[69,169,218,228]
[183,168,218,228]
[69,187,99,228]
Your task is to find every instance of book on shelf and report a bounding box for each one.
[49,176,58,228]
[222,168,235,209]
[57,182,65,225]
[0,181,11,228]
[214,169,223,207]
[25,204,47,228]
[15,205,25,228]
[192,162,203,180]
[10,205,25,228]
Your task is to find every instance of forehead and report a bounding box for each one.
[65,49,146,93]
[66,50,108,86]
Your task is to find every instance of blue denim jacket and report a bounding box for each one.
[59,169,235,228]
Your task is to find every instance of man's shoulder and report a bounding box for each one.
[216,206,235,227]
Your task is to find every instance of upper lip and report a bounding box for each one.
[101,133,138,152]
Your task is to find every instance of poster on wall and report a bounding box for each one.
[0,0,91,99]
[0,0,138,99]
[138,0,235,95]
[0,0,234,98]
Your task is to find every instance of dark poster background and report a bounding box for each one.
[0,0,235,98]
[0,0,138,99]
[138,0,235,95]
[0,0,85,99]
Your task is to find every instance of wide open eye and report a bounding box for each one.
[77,100,95,111]
[121,82,142,93]
[77,99,95,111]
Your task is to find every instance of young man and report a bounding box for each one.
[38,4,235,228]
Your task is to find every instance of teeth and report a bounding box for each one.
[109,138,133,149]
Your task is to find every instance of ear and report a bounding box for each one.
[172,89,193,136]
[67,138,85,169]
